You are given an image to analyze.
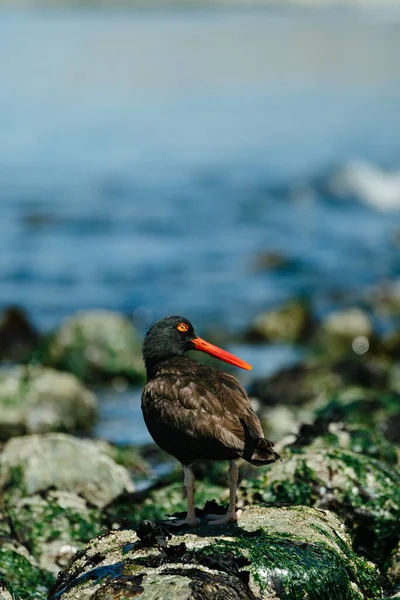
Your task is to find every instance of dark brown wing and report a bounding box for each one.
[141,357,279,465]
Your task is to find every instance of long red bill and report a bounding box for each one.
[192,337,252,371]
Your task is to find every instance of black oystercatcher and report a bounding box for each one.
[141,315,279,526]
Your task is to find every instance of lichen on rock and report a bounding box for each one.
[240,446,400,565]
[48,505,382,600]
[34,310,145,384]
[0,366,97,440]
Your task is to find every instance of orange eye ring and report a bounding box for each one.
[177,323,189,332]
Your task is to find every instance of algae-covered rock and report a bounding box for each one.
[3,492,103,574]
[294,421,398,465]
[314,387,400,435]
[0,366,97,440]
[386,541,400,595]
[241,447,400,565]
[0,433,134,507]
[35,310,145,384]
[244,299,314,343]
[49,505,382,600]
[0,538,54,600]
[0,306,39,363]
[315,307,376,358]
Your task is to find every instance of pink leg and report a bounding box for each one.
[168,465,199,527]
[206,460,242,525]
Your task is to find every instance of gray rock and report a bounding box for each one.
[386,541,400,596]
[37,310,145,383]
[0,433,134,507]
[240,446,400,564]
[49,505,382,600]
[0,366,97,440]
[315,307,376,358]
[0,537,54,600]
[244,299,314,344]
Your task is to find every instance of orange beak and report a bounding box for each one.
[192,337,252,371]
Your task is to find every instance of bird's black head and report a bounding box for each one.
[142,315,197,374]
[142,315,252,379]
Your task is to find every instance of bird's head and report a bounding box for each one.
[142,315,251,373]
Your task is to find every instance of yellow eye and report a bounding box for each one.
[177,323,189,332]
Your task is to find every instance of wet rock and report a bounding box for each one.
[385,541,400,596]
[314,387,400,437]
[0,537,54,600]
[293,421,398,466]
[251,251,297,272]
[240,447,400,565]
[0,366,97,440]
[48,505,382,600]
[244,299,314,344]
[3,491,103,574]
[315,307,376,359]
[0,433,134,507]
[0,306,40,363]
[35,310,145,384]
[249,354,391,407]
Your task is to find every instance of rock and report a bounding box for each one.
[385,541,400,596]
[240,447,400,565]
[251,251,297,272]
[3,491,103,574]
[0,433,134,507]
[315,307,375,359]
[35,310,145,384]
[244,299,314,344]
[250,354,391,406]
[314,387,400,436]
[0,306,40,362]
[293,421,398,466]
[0,537,54,600]
[48,505,382,600]
[0,366,97,440]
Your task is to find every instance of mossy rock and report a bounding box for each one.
[385,541,400,595]
[49,505,382,600]
[3,492,104,574]
[313,387,400,435]
[0,433,134,508]
[249,356,391,409]
[244,299,314,344]
[33,310,145,384]
[241,447,400,565]
[0,539,54,600]
[292,421,398,465]
[0,366,97,441]
[313,307,376,359]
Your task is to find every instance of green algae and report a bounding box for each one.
[33,311,145,384]
[5,495,103,564]
[200,532,379,600]
[242,447,400,565]
[0,546,54,600]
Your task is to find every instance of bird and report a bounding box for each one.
[141,315,279,526]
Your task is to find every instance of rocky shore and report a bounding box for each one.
[0,303,399,599]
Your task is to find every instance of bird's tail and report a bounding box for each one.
[241,419,280,465]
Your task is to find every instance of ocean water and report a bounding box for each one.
[1,5,400,447]
[1,5,400,336]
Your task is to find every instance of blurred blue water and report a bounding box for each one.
[1,6,400,334]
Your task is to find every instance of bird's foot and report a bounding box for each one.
[164,515,200,528]
[206,509,242,525]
